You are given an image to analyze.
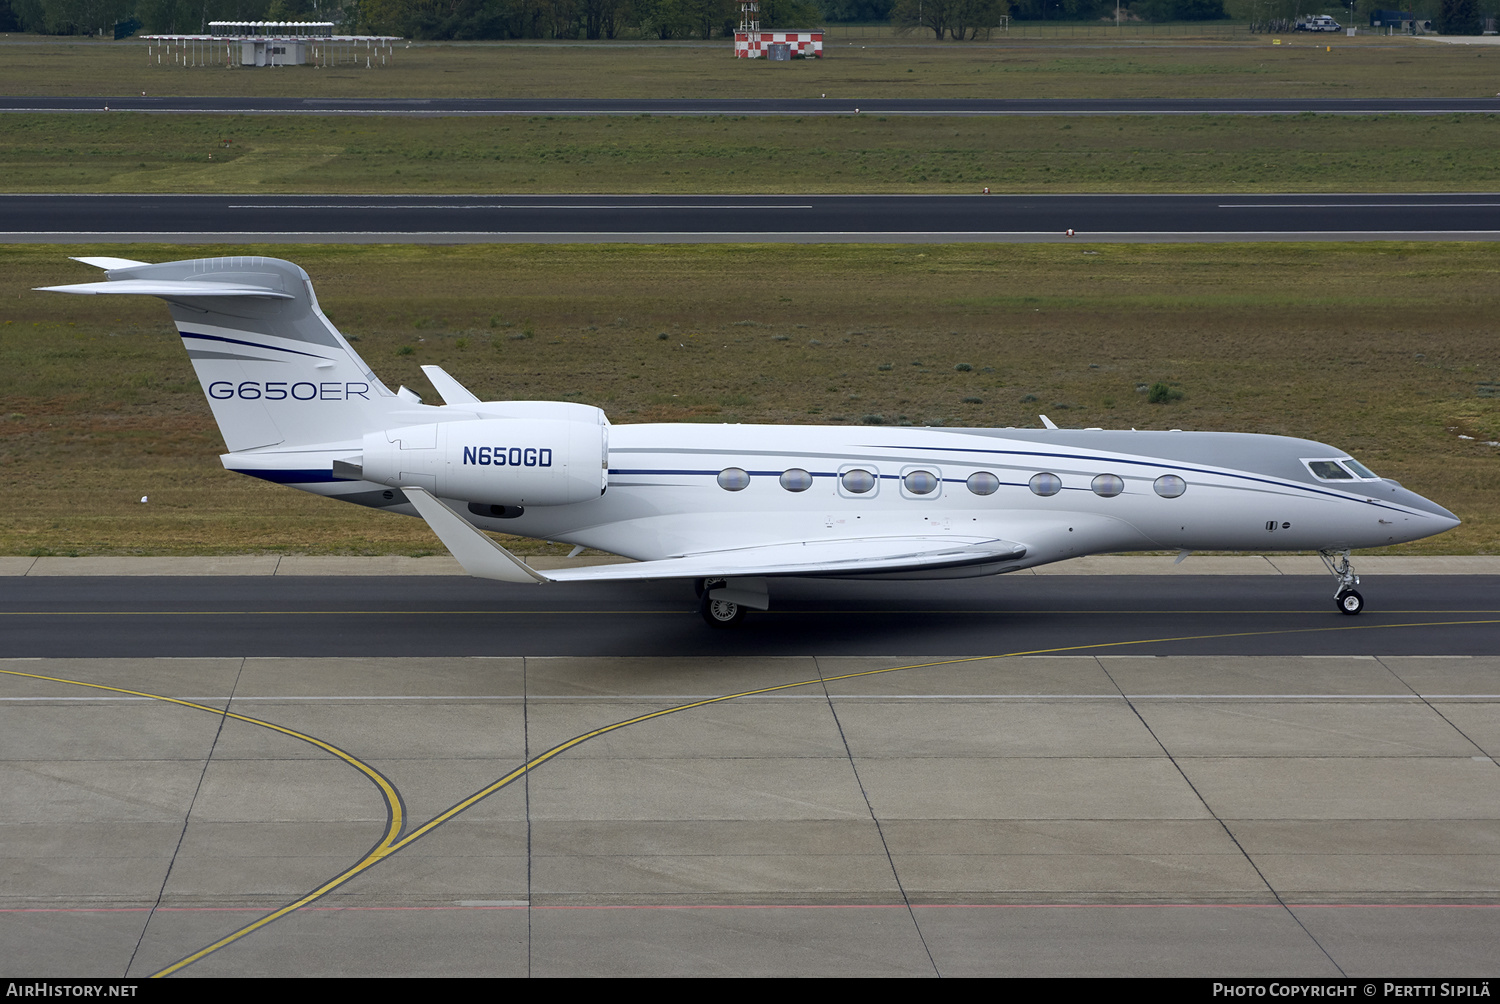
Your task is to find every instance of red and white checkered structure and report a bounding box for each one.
[734,32,823,58]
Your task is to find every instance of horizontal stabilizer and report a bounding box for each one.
[71,256,151,270]
[403,487,1027,586]
[36,280,294,299]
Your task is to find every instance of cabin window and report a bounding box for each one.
[780,468,813,492]
[903,470,938,495]
[1092,474,1125,498]
[841,469,876,494]
[967,471,1000,496]
[717,467,751,491]
[1029,472,1062,497]
[1153,475,1187,498]
[1307,460,1355,481]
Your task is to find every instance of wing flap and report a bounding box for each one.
[545,536,1027,582]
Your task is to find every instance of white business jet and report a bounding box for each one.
[42,255,1460,626]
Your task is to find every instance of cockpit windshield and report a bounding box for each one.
[1305,458,1381,482]
[1308,461,1354,480]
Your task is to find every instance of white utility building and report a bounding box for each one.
[142,21,403,69]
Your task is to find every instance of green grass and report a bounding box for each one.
[2,33,1497,100]
[3,241,1497,556]
[4,112,1499,193]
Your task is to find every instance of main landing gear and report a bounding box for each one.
[1320,549,1364,615]
[696,578,744,628]
[694,577,767,629]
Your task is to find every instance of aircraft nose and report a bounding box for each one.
[1432,504,1462,530]
[1391,483,1460,529]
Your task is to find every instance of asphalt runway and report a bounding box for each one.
[7,192,1500,243]
[5,96,1500,116]
[3,574,1498,658]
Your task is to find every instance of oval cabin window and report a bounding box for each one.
[1092,474,1125,498]
[841,469,876,494]
[717,468,751,491]
[967,472,1000,496]
[1029,473,1062,497]
[780,468,813,492]
[1153,475,1187,498]
[903,470,938,495]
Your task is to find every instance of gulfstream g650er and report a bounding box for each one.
[41,255,1459,626]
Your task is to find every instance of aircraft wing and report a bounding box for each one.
[403,487,1027,584]
[546,536,1028,582]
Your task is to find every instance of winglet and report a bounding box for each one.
[1039,414,1059,430]
[420,365,482,406]
[403,487,551,585]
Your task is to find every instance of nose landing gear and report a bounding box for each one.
[1320,549,1363,615]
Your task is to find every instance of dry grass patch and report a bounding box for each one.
[2,35,1498,100]
[4,112,1500,194]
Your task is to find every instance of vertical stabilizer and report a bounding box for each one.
[40,256,400,451]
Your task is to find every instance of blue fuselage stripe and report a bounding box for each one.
[235,469,342,484]
[181,331,330,361]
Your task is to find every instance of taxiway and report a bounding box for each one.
[2,569,1497,976]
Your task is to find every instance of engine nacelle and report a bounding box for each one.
[360,412,608,507]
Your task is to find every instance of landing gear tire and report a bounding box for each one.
[700,594,746,629]
[1321,549,1364,617]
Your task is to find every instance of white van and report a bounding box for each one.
[1295,14,1343,30]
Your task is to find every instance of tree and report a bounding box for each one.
[18,0,134,32]
[757,0,819,26]
[947,0,1003,35]
[1436,0,1482,32]
[816,0,892,19]
[684,0,732,37]
[632,0,691,36]
[1132,0,1226,19]
[892,0,1005,37]
[1008,0,1102,18]
[578,0,622,36]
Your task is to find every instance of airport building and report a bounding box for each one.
[732,0,823,58]
[141,21,403,69]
